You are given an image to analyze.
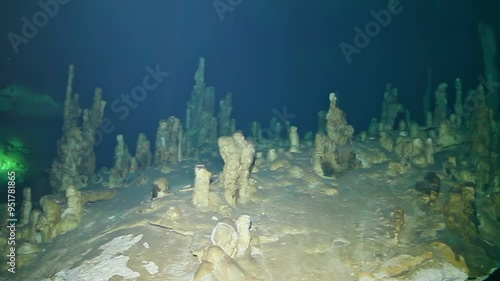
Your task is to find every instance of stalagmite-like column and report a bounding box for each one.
[20,187,32,226]
[425,111,433,128]
[82,87,106,173]
[463,85,496,189]
[251,121,260,141]
[254,152,264,168]
[114,134,131,175]
[36,196,61,242]
[409,122,420,138]
[134,133,152,170]
[185,57,218,150]
[326,93,354,145]
[424,138,435,165]
[53,185,83,238]
[367,118,379,138]
[380,84,403,131]
[218,92,235,136]
[193,165,212,208]
[267,148,277,162]
[62,64,78,132]
[454,78,463,127]
[289,126,300,152]
[108,134,131,188]
[218,132,255,207]
[433,83,448,127]
[154,116,183,165]
[177,128,183,162]
[129,157,138,173]
[235,215,252,258]
[271,117,283,143]
[230,119,236,135]
[312,93,355,177]
[398,119,408,136]
[50,66,106,192]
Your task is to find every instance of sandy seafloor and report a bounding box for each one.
[4,140,500,281]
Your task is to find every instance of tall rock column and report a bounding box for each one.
[326,93,354,145]
[154,116,183,165]
[380,83,404,131]
[433,83,448,127]
[218,92,235,136]
[134,133,152,170]
[454,78,463,127]
[193,165,212,208]
[312,93,354,177]
[185,58,217,151]
[50,65,106,192]
[218,132,255,207]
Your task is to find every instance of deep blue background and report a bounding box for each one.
[0,0,498,197]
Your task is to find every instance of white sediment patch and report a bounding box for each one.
[50,234,143,281]
[143,261,159,274]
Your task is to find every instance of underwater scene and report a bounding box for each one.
[1,0,500,280]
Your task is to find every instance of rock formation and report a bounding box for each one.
[152,177,170,199]
[185,57,218,152]
[325,93,354,145]
[107,134,131,188]
[367,118,379,138]
[154,116,183,165]
[415,172,441,205]
[20,187,32,227]
[50,65,106,192]
[433,83,448,127]
[312,93,355,177]
[443,182,479,243]
[379,83,403,131]
[218,92,236,136]
[289,125,300,152]
[193,164,212,208]
[29,186,116,244]
[218,133,255,207]
[114,134,131,175]
[134,133,152,170]
[193,215,254,281]
[454,78,464,127]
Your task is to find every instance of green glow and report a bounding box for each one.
[0,138,29,184]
